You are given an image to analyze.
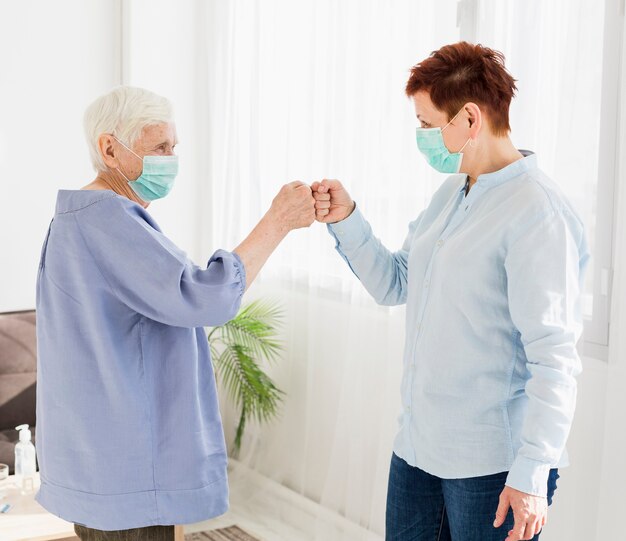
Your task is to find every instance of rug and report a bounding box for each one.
[185,525,262,541]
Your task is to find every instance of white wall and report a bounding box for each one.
[0,1,120,312]
[0,1,203,313]
[595,14,626,537]
[122,0,209,264]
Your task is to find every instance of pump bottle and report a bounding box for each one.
[15,424,36,494]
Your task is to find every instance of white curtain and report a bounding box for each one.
[470,0,604,326]
[200,0,460,536]
[125,1,608,538]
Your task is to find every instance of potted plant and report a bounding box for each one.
[208,299,285,455]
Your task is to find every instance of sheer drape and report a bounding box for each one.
[125,1,606,538]
[470,0,604,323]
[200,1,460,536]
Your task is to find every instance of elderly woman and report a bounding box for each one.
[35,86,314,540]
[313,42,588,541]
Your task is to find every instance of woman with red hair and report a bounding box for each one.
[313,42,588,541]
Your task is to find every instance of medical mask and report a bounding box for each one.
[114,137,179,202]
[415,109,471,174]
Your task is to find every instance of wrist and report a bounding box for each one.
[263,208,291,238]
[346,200,356,219]
[330,201,356,224]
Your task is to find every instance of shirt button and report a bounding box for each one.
[405,406,410,413]
[424,279,429,288]
[437,240,444,247]
[416,323,421,332]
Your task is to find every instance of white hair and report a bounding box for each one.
[83,86,174,172]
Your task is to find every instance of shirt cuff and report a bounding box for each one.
[230,250,247,296]
[326,204,370,251]
[506,455,551,497]
[210,249,247,297]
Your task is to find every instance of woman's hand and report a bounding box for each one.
[268,181,316,232]
[234,181,315,291]
[311,179,355,224]
[494,486,548,540]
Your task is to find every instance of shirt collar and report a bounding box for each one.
[55,189,117,214]
[458,150,537,194]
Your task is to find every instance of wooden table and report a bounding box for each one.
[0,474,184,541]
[0,474,76,541]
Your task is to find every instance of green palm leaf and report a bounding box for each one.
[209,299,285,454]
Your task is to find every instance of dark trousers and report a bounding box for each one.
[74,524,175,541]
[386,453,559,541]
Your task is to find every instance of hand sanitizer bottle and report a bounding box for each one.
[15,424,37,494]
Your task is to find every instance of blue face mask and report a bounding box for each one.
[114,137,179,202]
[415,109,471,174]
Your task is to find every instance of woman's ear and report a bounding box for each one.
[98,134,119,169]
[464,102,482,136]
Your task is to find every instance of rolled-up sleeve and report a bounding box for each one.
[76,199,246,328]
[327,205,423,306]
[504,208,589,496]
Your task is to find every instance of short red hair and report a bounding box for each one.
[405,42,517,136]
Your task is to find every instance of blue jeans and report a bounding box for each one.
[386,453,559,541]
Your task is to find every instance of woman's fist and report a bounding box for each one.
[269,181,316,231]
[311,179,355,224]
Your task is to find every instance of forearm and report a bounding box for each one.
[328,206,409,305]
[233,211,287,291]
[506,336,580,496]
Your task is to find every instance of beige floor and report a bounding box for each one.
[185,461,382,541]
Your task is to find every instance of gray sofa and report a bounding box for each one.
[0,310,37,474]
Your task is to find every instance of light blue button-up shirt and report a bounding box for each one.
[328,153,588,497]
[35,190,246,530]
